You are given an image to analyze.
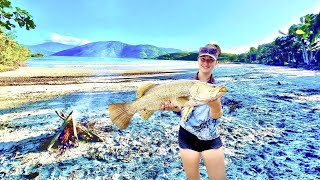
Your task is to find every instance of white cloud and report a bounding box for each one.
[50,33,90,45]
[209,40,219,45]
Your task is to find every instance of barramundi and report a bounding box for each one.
[108,80,227,129]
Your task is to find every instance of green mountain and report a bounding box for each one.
[51,41,182,58]
[27,42,76,56]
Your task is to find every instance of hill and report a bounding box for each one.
[27,42,76,56]
[52,41,181,59]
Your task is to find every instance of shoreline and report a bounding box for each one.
[1,64,318,110]
[0,67,184,110]
[0,67,94,110]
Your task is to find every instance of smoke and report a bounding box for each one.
[50,33,90,46]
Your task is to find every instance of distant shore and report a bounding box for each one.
[0,67,182,110]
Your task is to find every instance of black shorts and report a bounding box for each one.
[178,126,222,152]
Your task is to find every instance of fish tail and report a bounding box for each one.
[108,103,135,129]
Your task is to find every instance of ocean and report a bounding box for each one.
[26,56,199,70]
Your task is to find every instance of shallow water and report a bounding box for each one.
[26,56,198,70]
[0,58,319,179]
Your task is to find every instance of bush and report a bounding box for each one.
[0,64,17,72]
[0,29,31,67]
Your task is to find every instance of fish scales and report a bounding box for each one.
[130,80,194,110]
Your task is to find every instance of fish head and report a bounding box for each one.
[189,82,227,103]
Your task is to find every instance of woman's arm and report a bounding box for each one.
[207,97,223,119]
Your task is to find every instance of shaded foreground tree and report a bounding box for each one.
[287,13,320,65]
[0,0,36,30]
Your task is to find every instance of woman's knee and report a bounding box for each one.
[180,148,201,179]
[202,148,226,179]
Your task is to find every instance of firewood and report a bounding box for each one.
[47,111,103,152]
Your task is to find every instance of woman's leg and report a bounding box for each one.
[180,148,201,180]
[201,147,226,180]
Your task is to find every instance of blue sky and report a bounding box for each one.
[11,0,320,53]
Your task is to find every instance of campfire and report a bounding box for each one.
[47,110,103,152]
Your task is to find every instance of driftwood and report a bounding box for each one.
[47,111,103,152]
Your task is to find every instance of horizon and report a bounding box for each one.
[11,0,320,54]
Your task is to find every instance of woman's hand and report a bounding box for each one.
[160,101,181,112]
[207,97,220,107]
[208,97,223,119]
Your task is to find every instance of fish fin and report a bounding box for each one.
[136,82,155,98]
[175,96,190,106]
[108,103,135,129]
[182,106,193,121]
[138,109,155,121]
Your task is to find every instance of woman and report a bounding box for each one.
[160,43,226,180]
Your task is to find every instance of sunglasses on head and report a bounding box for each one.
[199,47,219,56]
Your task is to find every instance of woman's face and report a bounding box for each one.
[198,55,218,74]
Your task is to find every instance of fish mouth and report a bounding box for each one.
[206,86,227,101]
[190,84,227,103]
[210,86,227,98]
[217,86,227,94]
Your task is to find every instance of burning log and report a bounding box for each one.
[47,111,103,152]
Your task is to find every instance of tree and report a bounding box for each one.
[0,0,36,30]
[256,43,278,65]
[288,13,320,65]
[237,53,246,63]
[249,47,257,63]
[275,35,301,66]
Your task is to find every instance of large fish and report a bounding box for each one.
[108,80,227,129]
